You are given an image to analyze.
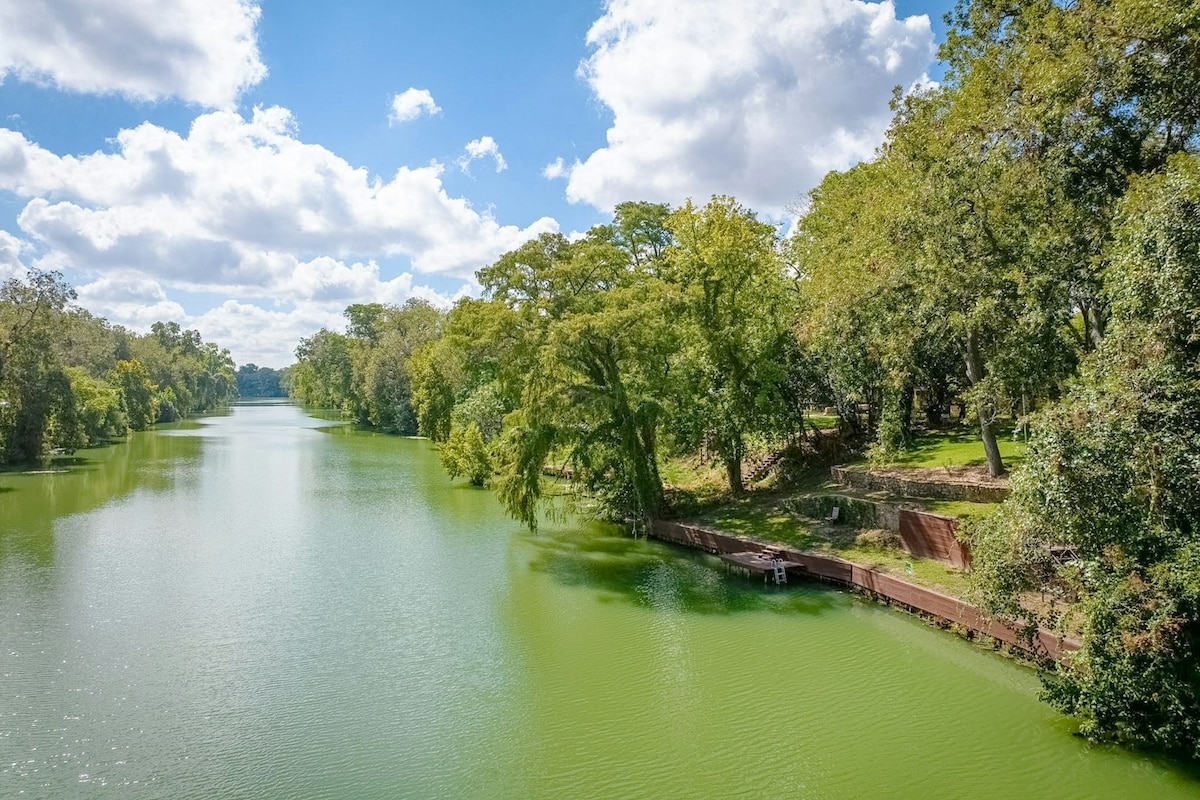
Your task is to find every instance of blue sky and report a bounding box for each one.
[0,0,952,367]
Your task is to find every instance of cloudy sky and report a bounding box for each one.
[0,0,949,367]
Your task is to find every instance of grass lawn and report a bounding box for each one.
[698,496,815,549]
[920,498,1001,520]
[687,487,973,598]
[878,424,1028,470]
[832,545,972,597]
[804,413,840,430]
[658,456,731,507]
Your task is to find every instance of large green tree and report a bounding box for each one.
[478,218,680,528]
[350,300,443,433]
[665,196,798,492]
[0,271,79,461]
[944,0,1200,349]
[968,154,1200,755]
[290,329,354,411]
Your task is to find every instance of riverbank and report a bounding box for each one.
[649,519,1079,663]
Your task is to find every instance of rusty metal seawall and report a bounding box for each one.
[650,520,1078,663]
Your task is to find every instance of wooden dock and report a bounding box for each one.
[718,546,802,584]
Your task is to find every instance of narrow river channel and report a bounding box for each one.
[2,401,1197,798]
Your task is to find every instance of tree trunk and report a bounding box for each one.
[964,330,1005,478]
[900,381,915,441]
[637,414,665,518]
[1088,301,1107,350]
[1080,297,1107,351]
[725,455,744,496]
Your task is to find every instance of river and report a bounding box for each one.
[1,401,1196,798]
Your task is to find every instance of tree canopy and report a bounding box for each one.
[0,270,238,465]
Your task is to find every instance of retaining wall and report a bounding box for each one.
[784,496,969,569]
[783,494,900,530]
[898,509,971,569]
[651,520,1076,662]
[831,466,1009,503]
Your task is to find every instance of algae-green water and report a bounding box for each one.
[2,401,1197,799]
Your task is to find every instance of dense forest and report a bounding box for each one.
[0,271,238,465]
[289,0,1200,758]
[236,364,289,397]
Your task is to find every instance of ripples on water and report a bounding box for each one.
[2,403,1199,799]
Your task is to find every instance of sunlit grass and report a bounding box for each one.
[872,425,1028,470]
[921,499,1001,520]
[830,545,972,597]
[684,479,976,598]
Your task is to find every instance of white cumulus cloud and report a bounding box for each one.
[389,88,442,124]
[187,271,462,366]
[75,274,188,327]
[191,300,347,367]
[0,107,557,289]
[0,107,555,364]
[562,0,935,214]
[73,262,467,367]
[0,230,30,281]
[457,136,507,174]
[542,157,569,180]
[0,0,266,108]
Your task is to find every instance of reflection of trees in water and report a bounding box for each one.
[522,524,840,617]
[0,428,205,568]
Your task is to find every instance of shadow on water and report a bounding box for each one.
[522,523,841,617]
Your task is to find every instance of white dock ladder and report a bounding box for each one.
[771,558,787,585]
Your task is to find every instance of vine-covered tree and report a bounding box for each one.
[479,224,681,528]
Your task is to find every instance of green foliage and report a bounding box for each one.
[0,270,78,461]
[291,329,353,411]
[0,270,235,465]
[410,297,524,442]
[66,367,126,447]
[108,359,157,430]
[353,300,442,433]
[471,219,681,526]
[129,321,237,420]
[439,422,493,486]
[491,408,557,530]
[451,381,507,441]
[236,364,286,397]
[967,154,1200,756]
[664,195,800,492]
[291,300,443,434]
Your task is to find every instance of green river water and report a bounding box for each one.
[2,401,1198,799]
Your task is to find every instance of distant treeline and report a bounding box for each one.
[236,364,289,397]
[0,271,238,465]
[289,0,1200,759]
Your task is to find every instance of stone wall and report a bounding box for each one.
[831,466,1009,503]
[782,494,898,529]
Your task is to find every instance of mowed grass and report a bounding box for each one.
[921,498,1001,520]
[833,545,972,597]
[804,413,840,430]
[878,425,1028,470]
[697,497,815,549]
[688,488,973,598]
